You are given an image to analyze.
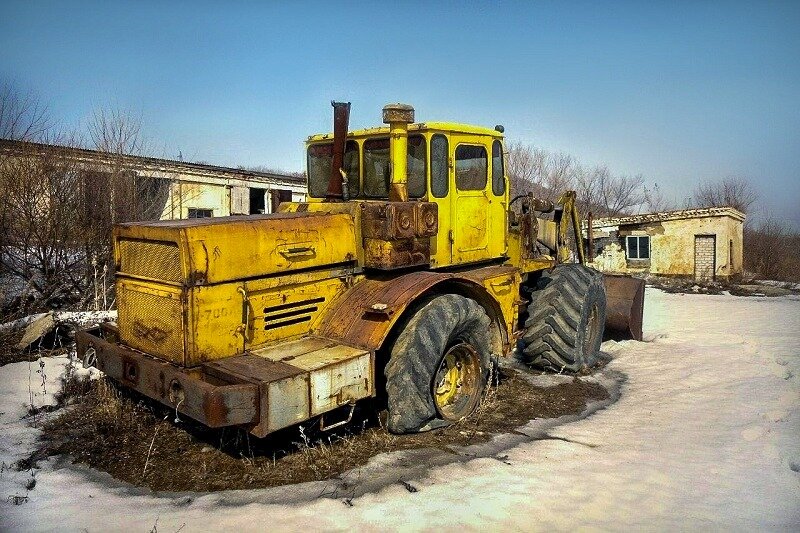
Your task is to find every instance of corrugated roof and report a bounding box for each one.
[0,138,306,185]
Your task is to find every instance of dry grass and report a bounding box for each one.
[29,367,608,492]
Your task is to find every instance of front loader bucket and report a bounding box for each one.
[603,274,645,341]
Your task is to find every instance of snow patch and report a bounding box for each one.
[1,292,799,531]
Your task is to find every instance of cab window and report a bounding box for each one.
[307,141,359,197]
[363,138,390,197]
[363,135,426,198]
[430,134,449,198]
[455,145,487,191]
[491,140,505,196]
[407,135,426,198]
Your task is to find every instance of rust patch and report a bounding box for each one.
[319,266,514,351]
[202,390,229,428]
[131,319,169,343]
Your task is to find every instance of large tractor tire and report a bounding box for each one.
[521,264,606,372]
[385,294,492,434]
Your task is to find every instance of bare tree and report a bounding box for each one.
[575,164,608,214]
[79,107,171,308]
[88,107,144,156]
[0,81,52,141]
[0,96,171,314]
[546,152,577,196]
[596,173,646,216]
[245,164,306,179]
[694,176,758,213]
[744,217,800,282]
[506,142,579,204]
[506,142,544,197]
[506,140,649,219]
[573,164,646,217]
[0,134,89,312]
[643,182,674,213]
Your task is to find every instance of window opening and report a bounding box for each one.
[188,208,213,219]
[626,235,650,260]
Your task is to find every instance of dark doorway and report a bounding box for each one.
[270,189,293,213]
[250,188,266,214]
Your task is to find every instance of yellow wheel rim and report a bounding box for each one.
[432,343,482,421]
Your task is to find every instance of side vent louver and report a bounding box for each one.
[263,297,325,331]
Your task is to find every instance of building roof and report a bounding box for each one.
[587,206,746,228]
[0,138,306,185]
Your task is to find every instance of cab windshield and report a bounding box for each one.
[307,136,426,199]
[307,141,359,197]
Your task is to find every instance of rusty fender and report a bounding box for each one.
[318,265,517,353]
[76,330,258,428]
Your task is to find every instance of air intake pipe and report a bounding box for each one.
[382,103,415,202]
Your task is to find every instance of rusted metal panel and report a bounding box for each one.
[78,331,259,427]
[360,201,438,270]
[603,274,645,341]
[361,202,416,240]
[363,238,430,270]
[251,336,338,361]
[318,271,444,349]
[319,267,517,352]
[203,355,303,384]
[415,202,438,237]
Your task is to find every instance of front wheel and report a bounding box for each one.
[385,294,492,434]
[520,264,606,372]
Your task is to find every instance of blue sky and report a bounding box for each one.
[2,1,799,226]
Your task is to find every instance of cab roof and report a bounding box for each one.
[307,122,504,142]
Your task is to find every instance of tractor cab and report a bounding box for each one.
[303,104,508,269]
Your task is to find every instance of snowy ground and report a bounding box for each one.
[1,289,798,531]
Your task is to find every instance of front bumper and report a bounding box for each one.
[76,329,258,428]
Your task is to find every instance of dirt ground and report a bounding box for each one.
[26,366,608,492]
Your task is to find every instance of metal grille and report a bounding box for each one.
[263,297,325,331]
[118,239,182,282]
[118,285,184,364]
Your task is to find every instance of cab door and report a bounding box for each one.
[487,138,508,259]
[451,136,491,264]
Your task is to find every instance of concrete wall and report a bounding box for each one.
[589,214,744,280]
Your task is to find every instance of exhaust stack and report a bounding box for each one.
[326,101,351,200]
[382,103,415,202]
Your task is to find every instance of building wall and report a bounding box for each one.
[160,181,305,220]
[1,140,308,222]
[589,215,744,280]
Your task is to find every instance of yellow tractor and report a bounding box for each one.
[77,102,643,436]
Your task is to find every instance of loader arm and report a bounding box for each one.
[556,190,586,265]
[555,191,645,341]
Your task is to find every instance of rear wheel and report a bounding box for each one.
[521,264,606,372]
[385,294,492,434]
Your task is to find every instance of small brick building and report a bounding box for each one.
[584,207,746,281]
